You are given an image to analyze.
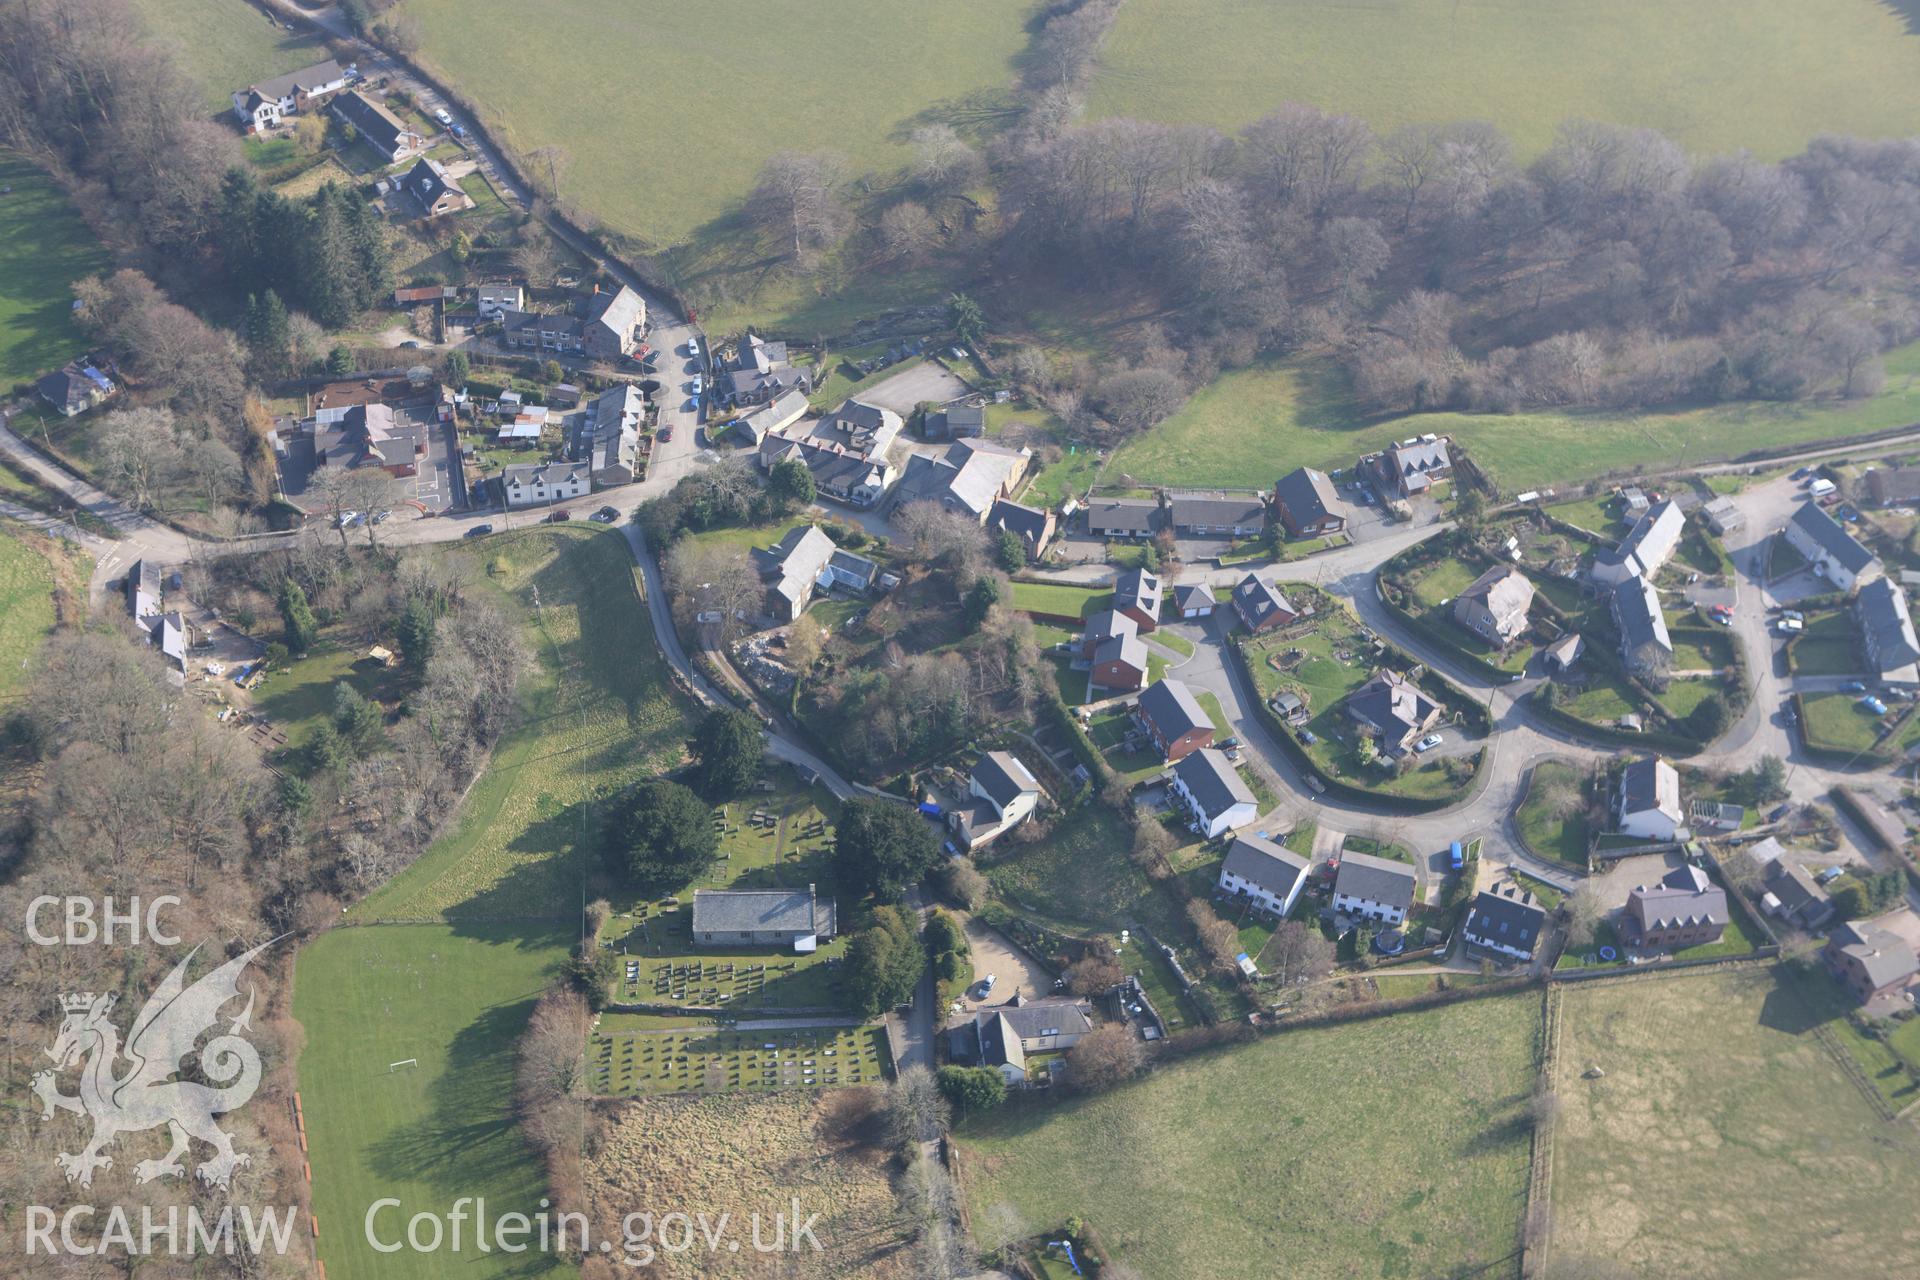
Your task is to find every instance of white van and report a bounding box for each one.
[1808,477,1837,497]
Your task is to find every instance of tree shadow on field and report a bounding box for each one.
[1757,963,1838,1036]
[1881,1,1920,37]
[363,998,539,1187]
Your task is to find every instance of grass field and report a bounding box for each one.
[294,921,574,1280]
[130,0,331,114]
[1547,966,1920,1278]
[1109,345,1920,493]
[1009,580,1111,620]
[352,527,695,920]
[0,154,111,391]
[1089,0,1920,162]
[959,993,1542,1279]
[250,643,406,766]
[0,523,70,704]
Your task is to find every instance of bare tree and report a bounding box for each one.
[910,124,985,193]
[1067,1023,1144,1091]
[884,1065,950,1148]
[1265,920,1334,987]
[878,200,938,262]
[1564,884,1608,950]
[747,151,851,266]
[96,406,185,512]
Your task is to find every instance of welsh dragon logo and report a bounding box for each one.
[31,939,279,1190]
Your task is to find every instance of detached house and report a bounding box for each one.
[1167,492,1266,538]
[986,499,1055,560]
[1823,919,1920,1006]
[1133,678,1214,763]
[1621,864,1727,950]
[1615,757,1683,842]
[400,157,473,218]
[1332,851,1417,927]
[1344,670,1441,755]
[1784,501,1880,592]
[892,438,1029,521]
[501,460,589,509]
[582,285,647,361]
[1463,883,1548,964]
[1365,435,1452,498]
[1170,748,1258,839]
[1231,573,1298,633]
[1113,568,1162,632]
[231,59,348,133]
[1084,610,1148,691]
[1273,467,1346,537]
[734,389,811,446]
[727,334,813,406]
[1218,834,1310,919]
[1762,855,1835,931]
[475,283,525,317]
[947,998,1094,1087]
[1856,578,1920,684]
[1453,566,1535,647]
[1086,497,1161,540]
[331,90,425,164]
[755,526,838,623]
[37,362,116,417]
[950,751,1043,850]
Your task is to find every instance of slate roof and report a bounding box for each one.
[1220,834,1309,901]
[972,751,1039,810]
[1273,466,1341,527]
[827,549,878,589]
[1590,499,1685,582]
[690,887,834,937]
[1620,757,1682,822]
[1168,492,1266,530]
[1094,630,1149,673]
[1174,582,1215,612]
[1626,863,1728,933]
[1232,574,1295,627]
[1086,497,1161,535]
[126,559,161,619]
[502,460,588,490]
[1345,670,1439,743]
[331,90,416,156]
[584,285,645,351]
[737,390,812,443]
[894,439,1025,517]
[502,309,583,342]
[1829,922,1920,991]
[987,498,1051,546]
[314,402,426,469]
[1465,885,1547,952]
[1136,678,1210,744]
[1867,467,1920,506]
[243,59,345,104]
[1333,850,1417,912]
[1085,609,1139,645]
[1612,576,1672,656]
[401,156,464,211]
[760,525,838,611]
[1790,501,1878,575]
[1764,858,1833,924]
[1857,578,1920,673]
[1458,565,1535,628]
[1114,568,1161,625]
[1173,748,1256,819]
[1381,437,1451,487]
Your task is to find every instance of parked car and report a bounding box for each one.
[689,374,704,395]
[688,395,701,413]
[686,337,701,358]
[1781,610,1804,623]
[371,509,391,524]
[1842,680,1869,692]
[1775,618,1803,634]
[1415,733,1444,753]
[1791,466,1812,481]
[1862,695,1890,715]
[333,510,361,528]
[1299,730,1317,746]
[1449,840,1465,871]
[658,425,672,442]
[591,506,618,523]
[464,523,493,538]
[546,509,572,523]
[434,107,453,126]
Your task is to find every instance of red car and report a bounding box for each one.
[657,425,672,442]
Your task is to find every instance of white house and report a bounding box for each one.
[1616,756,1684,842]
[1331,851,1417,927]
[1784,501,1881,592]
[231,60,348,133]
[501,460,589,509]
[1217,834,1310,918]
[949,751,1043,850]
[1170,749,1258,840]
[475,283,525,317]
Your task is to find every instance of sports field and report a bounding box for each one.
[295,527,695,1280]
[959,992,1542,1279]
[1547,966,1920,1278]
[1089,0,1920,161]
[0,154,111,391]
[1110,344,1920,493]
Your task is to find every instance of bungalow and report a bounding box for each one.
[37,362,116,417]
[1784,501,1880,592]
[1170,748,1258,839]
[1463,883,1547,964]
[767,437,894,507]
[1331,851,1416,927]
[501,309,585,353]
[231,59,347,133]
[475,283,525,317]
[1616,757,1683,842]
[331,90,425,164]
[1621,863,1727,950]
[1231,573,1298,633]
[1588,499,1686,588]
[1167,492,1266,538]
[1085,497,1161,540]
[1762,854,1835,931]
[1174,582,1215,619]
[582,285,646,361]
[947,999,1094,1087]
[1273,466,1346,537]
[756,526,838,623]
[1217,834,1310,918]
[1610,576,1672,674]
[1133,678,1214,763]
[690,885,835,950]
[569,383,643,486]
[1365,435,1452,499]
[987,499,1056,560]
[892,438,1029,521]
[501,460,589,508]
[734,389,811,446]
[1453,565,1535,646]
[1857,578,1920,683]
[950,751,1043,849]
[1344,669,1441,755]
[400,157,473,218]
[1823,918,1920,1006]
[1113,568,1161,632]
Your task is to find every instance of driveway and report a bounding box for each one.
[854,361,969,416]
[953,914,1057,1021]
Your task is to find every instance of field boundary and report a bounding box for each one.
[1523,984,1563,1279]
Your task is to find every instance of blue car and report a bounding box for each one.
[1842,681,1868,692]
